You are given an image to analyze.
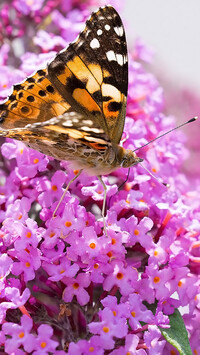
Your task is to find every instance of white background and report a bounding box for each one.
[123,0,200,90]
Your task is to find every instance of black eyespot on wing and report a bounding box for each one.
[21,106,30,113]
[46,85,55,93]
[108,101,122,112]
[27,95,35,102]
[38,90,46,97]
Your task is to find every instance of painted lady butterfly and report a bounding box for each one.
[0,6,143,230]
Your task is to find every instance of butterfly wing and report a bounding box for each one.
[0,68,71,129]
[47,5,128,144]
[0,112,112,164]
[0,6,128,154]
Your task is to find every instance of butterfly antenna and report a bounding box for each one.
[133,117,198,153]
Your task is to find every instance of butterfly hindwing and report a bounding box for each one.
[0,112,111,163]
[0,69,71,129]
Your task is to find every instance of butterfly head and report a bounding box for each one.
[117,147,143,168]
[121,149,143,168]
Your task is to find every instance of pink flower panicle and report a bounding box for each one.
[0,0,199,354]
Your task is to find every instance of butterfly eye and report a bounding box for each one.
[121,150,143,168]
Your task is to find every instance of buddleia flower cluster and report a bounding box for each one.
[0,0,199,354]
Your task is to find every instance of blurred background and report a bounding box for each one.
[124,0,200,90]
[123,0,200,177]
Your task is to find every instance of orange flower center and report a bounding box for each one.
[73,282,79,289]
[103,326,109,333]
[65,221,72,227]
[116,272,123,280]
[153,276,160,284]
[89,242,96,249]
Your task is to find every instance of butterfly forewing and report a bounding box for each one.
[48,5,128,144]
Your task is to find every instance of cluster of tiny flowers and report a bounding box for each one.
[0,0,200,354]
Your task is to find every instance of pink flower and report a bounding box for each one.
[89,308,128,350]
[2,315,35,353]
[146,264,174,300]
[63,273,91,306]
[33,324,59,354]
[103,261,138,296]
[42,256,79,282]
[126,293,154,330]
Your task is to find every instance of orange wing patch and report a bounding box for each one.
[72,88,101,113]
[0,68,71,130]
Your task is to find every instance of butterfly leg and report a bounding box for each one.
[97,175,108,236]
[53,169,83,217]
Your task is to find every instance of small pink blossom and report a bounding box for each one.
[63,273,91,306]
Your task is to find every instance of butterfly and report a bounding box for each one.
[0,6,143,232]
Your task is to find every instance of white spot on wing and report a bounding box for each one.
[82,119,93,125]
[90,38,100,49]
[62,120,73,127]
[124,55,128,64]
[76,39,84,48]
[97,29,102,36]
[114,26,124,37]
[116,54,124,66]
[101,83,121,102]
[81,126,104,133]
[105,24,110,31]
[85,30,91,38]
[106,51,126,66]
[106,50,116,62]
[85,136,107,144]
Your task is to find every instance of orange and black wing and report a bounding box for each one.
[0,68,71,130]
[0,6,128,151]
[47,5,128,144]
[0,112,111,162]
